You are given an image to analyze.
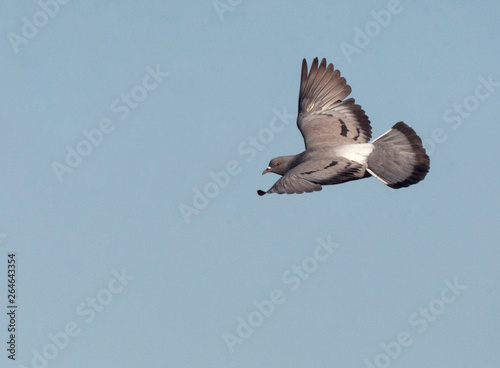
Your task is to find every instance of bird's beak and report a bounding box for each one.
[262,166,272,175]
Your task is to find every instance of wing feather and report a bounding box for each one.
[260,158,364,195]
[297,58,372,149]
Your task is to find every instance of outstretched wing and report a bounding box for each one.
[258,158,364,195]
[297,58,372,150]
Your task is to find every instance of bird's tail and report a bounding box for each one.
[367,122,430,188]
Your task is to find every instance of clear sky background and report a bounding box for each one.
[0,1,499,367]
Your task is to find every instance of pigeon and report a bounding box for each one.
[258,58,430,196]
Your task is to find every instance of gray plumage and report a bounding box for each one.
[258,58,430,196]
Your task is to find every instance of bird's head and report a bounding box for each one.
[262,156,296,176]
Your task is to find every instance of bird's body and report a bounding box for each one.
[258,58,430,196]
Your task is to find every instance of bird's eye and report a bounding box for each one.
[276,162,281,166]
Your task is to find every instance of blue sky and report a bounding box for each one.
[0,1,499,367]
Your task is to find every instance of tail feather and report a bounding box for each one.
[367,122,430,189]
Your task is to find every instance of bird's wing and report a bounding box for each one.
[258,158,364,195]
[297,58,372,150]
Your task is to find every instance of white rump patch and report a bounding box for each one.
[334,143,374,165]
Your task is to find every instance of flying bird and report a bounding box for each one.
[258,58,430,196]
